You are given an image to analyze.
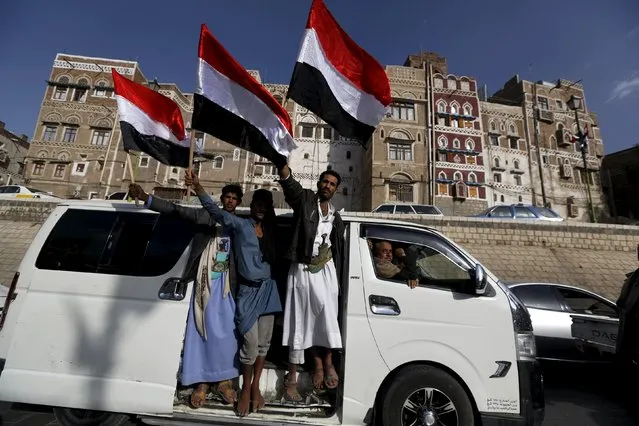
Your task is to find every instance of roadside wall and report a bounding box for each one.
[1,200,637,299]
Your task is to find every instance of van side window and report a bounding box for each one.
[36,210,196,276]
[363,224,472,291]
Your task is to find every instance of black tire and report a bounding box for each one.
[53,407,128,426]
[380,365,474,426]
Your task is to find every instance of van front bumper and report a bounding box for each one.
[479,360,544,426]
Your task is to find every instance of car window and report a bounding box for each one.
[514,206,536,218]
[3,186,20,194]
[36,209,196,276]
[489,206,512,217]
[556,288,618,318]
[535,207,561,218]
[374,205,394,213]
[364,225,472,291]
[395,205,413,214]
[413,205,440,215]
[0,187,6,194]
[510,285,562,311]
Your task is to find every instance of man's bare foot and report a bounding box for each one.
[236,388,251,417]
[190,383,209,408]
[252,386,265,412]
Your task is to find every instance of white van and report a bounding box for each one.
[0,201,544,426]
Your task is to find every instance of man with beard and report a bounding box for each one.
[276,164,345,402]
[128,182,242,408]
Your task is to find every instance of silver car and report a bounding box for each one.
[507,282,618,362]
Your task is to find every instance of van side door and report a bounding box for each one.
[0,207,196,416]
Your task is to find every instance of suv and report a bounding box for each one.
[373,203,444,216]
[474,204,563,221]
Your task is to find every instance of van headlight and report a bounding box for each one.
[516,332,537,361]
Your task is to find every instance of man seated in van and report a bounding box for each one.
[128,182,242,408]
[371,240,419,289]
[184,170,282,417]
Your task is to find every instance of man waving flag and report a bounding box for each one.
[112,69,197,167]
[192,24,297,167]
[287,0,392,147]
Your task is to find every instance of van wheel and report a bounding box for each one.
[53,407,128,426]
[380,365,474,426]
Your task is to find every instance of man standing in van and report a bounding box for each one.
[184,170,282,417]
[127,182,241,408]
[276,164,345,402]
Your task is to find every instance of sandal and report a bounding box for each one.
[190,384,209,408]
[216,380,237,405]
[324,364,339,389]
[283,374,303,403]
[312,368,325,391]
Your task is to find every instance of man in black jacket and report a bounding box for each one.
[128,183,243,408]
[277,164,345,402]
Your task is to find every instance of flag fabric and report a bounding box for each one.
[192,24,297,167]
[112,69,195,167]
[287,0,392,147]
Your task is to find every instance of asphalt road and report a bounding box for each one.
[1,362,635,425]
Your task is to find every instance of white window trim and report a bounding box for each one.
[453,171,463,181]
[212,156,224,169]
[138,155,150,168]
[387,141,414,162]
[52,164,66,179]
[62,126,78,144]
[72,161,88,177]
[233,148,241,161]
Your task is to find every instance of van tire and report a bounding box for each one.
[380,365,474,426]
[53,407,128,426]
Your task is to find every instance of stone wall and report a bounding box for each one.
[0,200,638,300]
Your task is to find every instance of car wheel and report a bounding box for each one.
[53,407,128,426]
[380,365,474,426]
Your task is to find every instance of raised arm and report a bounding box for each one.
[128,183,213,226]
[184,169,240,230]
[277,164,307,210]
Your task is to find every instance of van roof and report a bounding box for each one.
[55,199,441,233]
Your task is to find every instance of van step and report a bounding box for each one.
[140,411,339,426]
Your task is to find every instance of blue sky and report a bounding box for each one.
[1,0,638,153]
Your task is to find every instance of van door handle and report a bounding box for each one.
[369,295,401,316]
[158,277,188,301]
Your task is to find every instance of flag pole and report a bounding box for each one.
[126,152,140,206]
[186,129,196,203]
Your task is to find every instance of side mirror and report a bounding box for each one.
[474,264,488,295]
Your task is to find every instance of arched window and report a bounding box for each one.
[453,171,463,181]
[489,121,497,132]
[450,103,459,115]
[453,138,461,149]
[388,173,413,202]
[73,78,89,102]
[438,135,448,148]
[463,104,472,116]
[212,156,224,169]
[508,123,517,134]
[465,139,475,151]
[94,80,108,97]
[513,159,520,169]
[233,148,240,161]
[468,172,477,183]
[437,100,447,113]
[53,76,70,100]
[494,157,501,168]
[438,171,447,180]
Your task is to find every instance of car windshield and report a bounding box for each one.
[413,205,440,215]
[27,187,49,194]
[534,207,560,218]
[0,186,19,194]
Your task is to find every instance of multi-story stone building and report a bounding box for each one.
[24,54,248,200]
[600,145,639,223]
[490,76,605,220]
[0,121,29,186]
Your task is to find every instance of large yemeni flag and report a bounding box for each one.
[112,69,195,167]
[192,24,297,166]
[287,0,392,147]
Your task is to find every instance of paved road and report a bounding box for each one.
[1,363,635,425]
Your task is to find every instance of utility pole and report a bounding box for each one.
[568,95,596,222]
[532,82,548,207]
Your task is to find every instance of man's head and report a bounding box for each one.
[317,169,341,201]
[251,189,274,222]
[374,241,393,261]
[220,184,243,213]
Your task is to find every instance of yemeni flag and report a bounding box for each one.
[112,69,196,167]
[287,0,392,147]
[192,24,297,167]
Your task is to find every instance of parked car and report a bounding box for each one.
[0,185,59,200]
[507,282,618,362]
[372,203,444,216]
[474,204,563,221]
[0,200,543,426]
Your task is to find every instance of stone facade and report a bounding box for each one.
[480,102,533,206]
[0,121,29,186]
[1,199,637,301]
[362,65,430,211]
[490,76,605,221]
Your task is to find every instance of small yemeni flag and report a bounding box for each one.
[192,24,297,166]
[287,0,392,147]
[112,69,196,167]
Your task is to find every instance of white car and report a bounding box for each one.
[372,203,444,216]
[0,185,59,200]
[0,200,544,426]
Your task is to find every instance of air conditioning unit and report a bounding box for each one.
[560,163,572,178]
[567,203,579,218]
[538,109,554,123]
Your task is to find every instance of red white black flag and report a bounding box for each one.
[192,24,297,166]
[287,0,392,147]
